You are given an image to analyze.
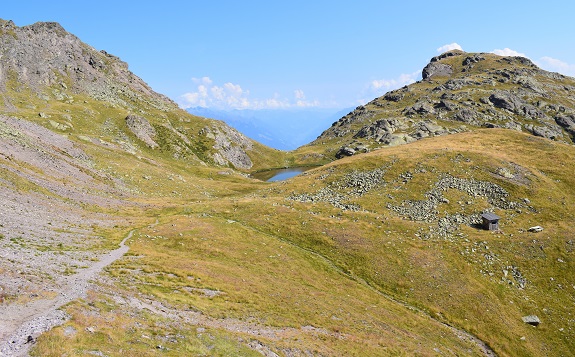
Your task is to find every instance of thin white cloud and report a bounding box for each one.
[178,77,321,110]
[537,56,575,76]
[192,76,213,85]
[491,48,527,57]
[437,43,463,53]
[296,99,320,108]
[292,89,319,107]
[180,79,253,109]
[355,71,420,105]
[489,49,575,77]
[370,71,419,93]
[181,94,201,107]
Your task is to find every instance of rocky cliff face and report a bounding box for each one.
[200,124,254,169]
[0,19,176,111]
[0,19,270,170]
[313,50,575,159]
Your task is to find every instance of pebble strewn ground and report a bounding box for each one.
[0,116,130,356]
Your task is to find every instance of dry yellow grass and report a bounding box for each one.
[27,129,575,356]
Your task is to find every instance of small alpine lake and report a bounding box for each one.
[251,167,314,182]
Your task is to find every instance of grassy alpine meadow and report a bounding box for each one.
[9,62,573,356]
[32,205,489,356]
[29,129,575,356]
[223,130,575,356]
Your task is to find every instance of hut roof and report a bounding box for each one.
[481,212,500,221]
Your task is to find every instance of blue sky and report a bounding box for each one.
[3,1,575,111]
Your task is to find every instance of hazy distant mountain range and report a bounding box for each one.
[187,107,353,150]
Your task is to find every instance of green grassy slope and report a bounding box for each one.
[0,18,289,172]
[233,129,575,356]
[0,78,288,172]
[27,129,575,356]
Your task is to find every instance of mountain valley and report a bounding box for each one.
[0,19,574,357]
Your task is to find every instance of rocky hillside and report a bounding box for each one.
[256,129,575,356]
[0,20,175,112]
[0,19,285,170]
[308,50,575,159]
[2,18,575,357]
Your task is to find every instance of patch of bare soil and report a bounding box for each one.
[0,115,135,356]
[0,231,132,356]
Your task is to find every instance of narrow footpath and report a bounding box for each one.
[0,230,133,357]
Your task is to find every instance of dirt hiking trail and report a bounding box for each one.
[0,230,132,357]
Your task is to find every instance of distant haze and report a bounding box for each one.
[187,107,352,150]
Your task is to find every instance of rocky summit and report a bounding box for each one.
[310,49,575,159]
[0,19,280,170]
[1,19,575,357]
[0,20,174,111]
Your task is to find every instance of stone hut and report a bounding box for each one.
[481,212,500,231]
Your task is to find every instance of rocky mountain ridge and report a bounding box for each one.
[0,19,280,170]
[311,49,575,159]
[0,19,174,111]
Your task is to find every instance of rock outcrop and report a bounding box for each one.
[422,62,453,79]
[125,115,158,148]
[201,125,254,169]
[312,50,575,159]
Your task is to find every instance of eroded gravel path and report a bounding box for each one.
[0,231,132,357]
